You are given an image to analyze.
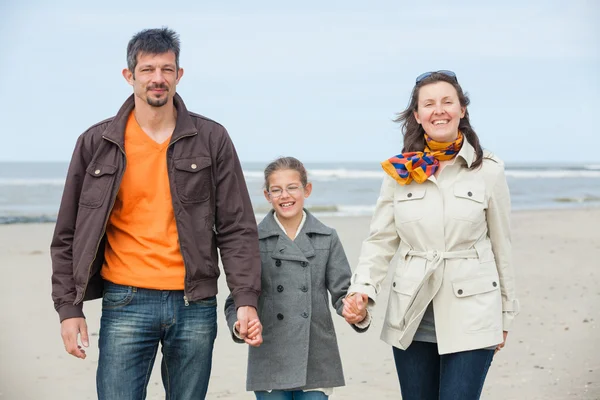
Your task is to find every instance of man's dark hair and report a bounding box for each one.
[126,27,181,74]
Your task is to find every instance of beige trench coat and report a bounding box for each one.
[349,140,519,354]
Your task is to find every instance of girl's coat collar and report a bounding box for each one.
[258,209,332,263]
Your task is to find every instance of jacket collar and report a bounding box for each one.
[101,93,198,147]
[259,210,333,262]
[456,136,475,168]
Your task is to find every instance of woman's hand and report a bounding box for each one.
[495,331,508,354]
[342,293,369,324]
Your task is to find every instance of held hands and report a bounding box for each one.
[236,306,263,347]
[60,317,89,359]
[342,293,369,325]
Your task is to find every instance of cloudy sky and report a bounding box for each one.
[1,0,598,163]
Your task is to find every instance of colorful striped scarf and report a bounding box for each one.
[381,132,464,185]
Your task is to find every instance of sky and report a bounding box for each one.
[0,0,598,163]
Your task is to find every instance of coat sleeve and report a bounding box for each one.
[213,127,261,309]
[348,175,400,305]
[224,293,245,343]
[50,134,91,322]
[486,166,520,331]
[326,230,369,332]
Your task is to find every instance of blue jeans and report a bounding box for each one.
[255,391,328,399]
[393,341,494,400]
[97,281,217,400]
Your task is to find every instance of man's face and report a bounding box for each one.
[123,51,183,107]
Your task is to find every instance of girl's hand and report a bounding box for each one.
[240,319,263,347]
[342,293,368,324]
[495,331,508,355]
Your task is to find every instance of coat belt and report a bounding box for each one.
[400,248,478,332]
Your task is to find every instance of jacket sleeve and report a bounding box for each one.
[348,175,400,305]
[50,134,91,322]
[213,127,261,309]
[326,230,369,332]
[224,293,245,343]
[486,166,520,331]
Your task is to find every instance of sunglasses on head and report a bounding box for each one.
[415,70,457,84]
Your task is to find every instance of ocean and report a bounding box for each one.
[1,161,599,224]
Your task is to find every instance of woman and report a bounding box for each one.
[343,71,519,399]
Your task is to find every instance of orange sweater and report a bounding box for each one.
[101,112,185,289]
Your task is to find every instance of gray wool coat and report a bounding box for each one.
[225,209,365,391]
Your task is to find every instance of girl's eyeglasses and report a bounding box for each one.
[268,185,303,199]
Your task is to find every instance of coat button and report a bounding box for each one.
[94,169,101,175]
[191,163,197,169]
[407,193,413,198]
[301,286,308,292]
[457,289,463,295]
[492,281,498,287]
[301,312,308,318]
[468,191,473,197]
[277,313,284,320]
[275,259,281,267]
[301,261,307,267]
[277,285,284,292]
[393,282,396,287]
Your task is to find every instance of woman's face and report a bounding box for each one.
[414,81,466,142]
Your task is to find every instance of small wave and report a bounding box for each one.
[253,204,375,218]
[0,178,66,186]
[553,196,600,204]
[506,170,600,179]
[245,169,383,181]
[0,215,57,224]
[584,164,600,171]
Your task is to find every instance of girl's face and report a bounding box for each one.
[413,81,466,143]
[264,169,312,222]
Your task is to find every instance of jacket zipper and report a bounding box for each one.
[75,136,126,305]
[168,132,197,306]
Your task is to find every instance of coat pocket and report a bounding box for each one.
[386,278,420,329]
[79,163,117,208]
[450,181,485,222]
[452,275,502,332]
[173,156,212,204]
[394,185,427,223]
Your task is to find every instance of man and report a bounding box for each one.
[51,27,262,399]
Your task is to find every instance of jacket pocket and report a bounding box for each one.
[79,163,117,208]
[394,185,427,223]
[450,181,485,222]
[387,278,420,329]
[173,156,212,204]
[452,275,502,332]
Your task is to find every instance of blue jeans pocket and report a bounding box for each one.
[102,282,134,309]
[192,295,217,307]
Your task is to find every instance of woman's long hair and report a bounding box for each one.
[394,72,484,169]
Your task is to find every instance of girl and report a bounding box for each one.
[225,156,369,399]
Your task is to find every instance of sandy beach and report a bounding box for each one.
[0,208,598,400]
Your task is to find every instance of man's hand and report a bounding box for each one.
[235,318,263,347]
[60,317,89,359]
[236,306,262,341]
[342,293,368,324]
